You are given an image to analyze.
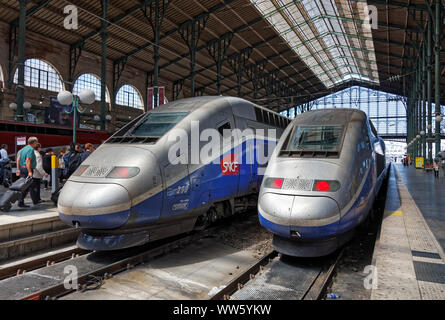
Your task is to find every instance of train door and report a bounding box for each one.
[162,160,192,218]
[211,110,239,201]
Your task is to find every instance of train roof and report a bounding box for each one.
[150,96,286,118]
[292,108,367,126]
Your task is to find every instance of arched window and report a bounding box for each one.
[13,58,64,92]
[116,85,144,109]
[73,73,110,103]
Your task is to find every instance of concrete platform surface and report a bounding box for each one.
[0,186,58,230]
[62,237,260,300]
[371,164,445,300]
[395,164,445,252]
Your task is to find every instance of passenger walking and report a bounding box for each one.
[64,143,82,179]
[32,144,46,204]
[434,161,439,179]
[58,148,66,181]
[80,143,94,163]
[0,144,11,187]
[15,137,39,208]
[42,148,54,189]
[442,158,445,177]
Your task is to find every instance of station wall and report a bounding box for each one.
[0,20,172,127]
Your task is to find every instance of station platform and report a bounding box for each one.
[0,187,77,262]
[371,163,445,300]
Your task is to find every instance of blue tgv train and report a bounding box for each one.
[58,96,289,250]
[258,109,387,257]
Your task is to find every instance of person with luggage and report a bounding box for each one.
[32,144,46,204]
[15,137,39,208]
[0,144,11,187]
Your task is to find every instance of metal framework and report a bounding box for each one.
[2,0,444,148]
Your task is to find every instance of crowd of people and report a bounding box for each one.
[0,137,95,208]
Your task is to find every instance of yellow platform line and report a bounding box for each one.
[384,210,403,216]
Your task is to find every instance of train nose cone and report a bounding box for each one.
[58,181,131,229]
[258,193,341,237]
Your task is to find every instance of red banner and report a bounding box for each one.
[147,87,154,111]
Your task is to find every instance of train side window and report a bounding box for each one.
[263,112,268,125]
[362,125,371,150]
[255,108,264,123]
[217,121,232,137]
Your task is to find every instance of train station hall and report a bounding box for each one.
[0,0,444,306]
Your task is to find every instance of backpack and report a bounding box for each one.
[67,152,82,177]
[42,154,52,175]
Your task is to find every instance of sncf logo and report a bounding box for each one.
[221,154,239,175]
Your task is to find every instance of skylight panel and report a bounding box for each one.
[250,0,379,88]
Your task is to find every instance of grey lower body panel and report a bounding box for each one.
[273,229,355,258]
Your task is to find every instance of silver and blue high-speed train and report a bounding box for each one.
[258,109,387,257]
[58,96,289,250]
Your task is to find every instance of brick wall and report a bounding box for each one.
[0,20,173,128]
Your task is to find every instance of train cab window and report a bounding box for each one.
[217,121,232,137]
[124,112,188,137]
[285,125,345,152]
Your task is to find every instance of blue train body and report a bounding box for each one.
[58,96,288,250]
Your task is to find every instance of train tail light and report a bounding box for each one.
[264,177,284,189]
[313,180,341,192]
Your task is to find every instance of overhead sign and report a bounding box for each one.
[415,157,424,169]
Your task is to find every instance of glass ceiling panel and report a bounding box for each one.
[250,0,380,88]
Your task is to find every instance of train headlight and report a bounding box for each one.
[106,167,140,179]
[313,180,341,192]
[72,165,89,177]
[264,177,284,189]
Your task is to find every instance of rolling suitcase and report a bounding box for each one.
[0,177,33,212]
[51,183,64,206]
[10,177,33,192]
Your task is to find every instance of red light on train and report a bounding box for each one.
[314,180,330,191]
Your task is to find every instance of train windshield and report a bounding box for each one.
[124,112,188,137]
[285,125,344,152]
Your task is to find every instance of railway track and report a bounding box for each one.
[210,249,343,300]
[0,222,233,300]
[0,212,342,300]
[0,246,89,281]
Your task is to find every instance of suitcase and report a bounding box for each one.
[0,177,33,212]
[51,183,64,206]
[0,190,21,212]
[10,177,33,192]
